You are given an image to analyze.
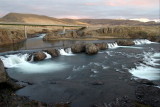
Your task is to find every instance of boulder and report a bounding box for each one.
[95,43,107,50]
[0,59,8,83]
[71,43,86,53]
[91,81,104,85]
[44,49,59,57]
[116,40,135,46]
[135,85,160,107]
[85,43,99,55]
[33,52,46,61]
[0,59,22,90]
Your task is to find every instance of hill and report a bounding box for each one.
[0,13,159,26]
[0,13,86,25]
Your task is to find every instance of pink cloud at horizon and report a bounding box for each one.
[85,0,158,7]
[56,15,91,19]
[106,0,158,7]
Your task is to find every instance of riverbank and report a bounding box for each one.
[43,26,160,42]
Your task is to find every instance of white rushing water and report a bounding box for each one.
[43,52,52,59]
[107,42,118,49]
[0,54,29,68]
[133,39,152,45]
[59,48,75,56]
[37,34,46,39]
[0,53,70,73]
[129,52,160,80]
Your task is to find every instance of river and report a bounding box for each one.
[0,34,160,107]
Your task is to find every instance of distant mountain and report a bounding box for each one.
[0,13,159,26]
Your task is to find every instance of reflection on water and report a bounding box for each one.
[0,40,26,52]
[0,33,117,53]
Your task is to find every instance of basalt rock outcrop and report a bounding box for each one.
[116,40,135,46]
[0,29,26,46]
[85,43,99,55]
[44,49,59,57]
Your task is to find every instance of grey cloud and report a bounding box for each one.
[0,0,159,19]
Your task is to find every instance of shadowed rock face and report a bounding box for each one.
[0,29,26,46]
[116,40,135,46]
[0,59,7,83]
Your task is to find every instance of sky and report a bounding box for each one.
[0,0,159,21]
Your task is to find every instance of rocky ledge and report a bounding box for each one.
[0,29,26,46]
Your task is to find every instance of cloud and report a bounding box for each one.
[105,0,158,7]
[0,0,159,20]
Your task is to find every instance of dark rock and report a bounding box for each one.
[27,54,33,61]
[33,52,46,61]
[85,43,99,55]
[71,43,86,53]
[116,40,135,46]
[6,79,23,90]
[134,79,156,86]
[95,42,107,50]
[91,81,104,85]
[44,49,59,57]
[0,59,8,83]
[135,85,160,107]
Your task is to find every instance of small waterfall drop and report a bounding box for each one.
[107,42,118,49]
[0,54,29,68]
[59,48,74,56]
[133,39,152,45]
[43,52,52,59]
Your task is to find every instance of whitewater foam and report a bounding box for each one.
[129,64,160,80]
[0,53,70,73]
[108,42,118,49]
[59,49,75,56]
[133,39,152,45]
[43,52,52,59]
[0,54,29,68]
[129,52,160,80]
